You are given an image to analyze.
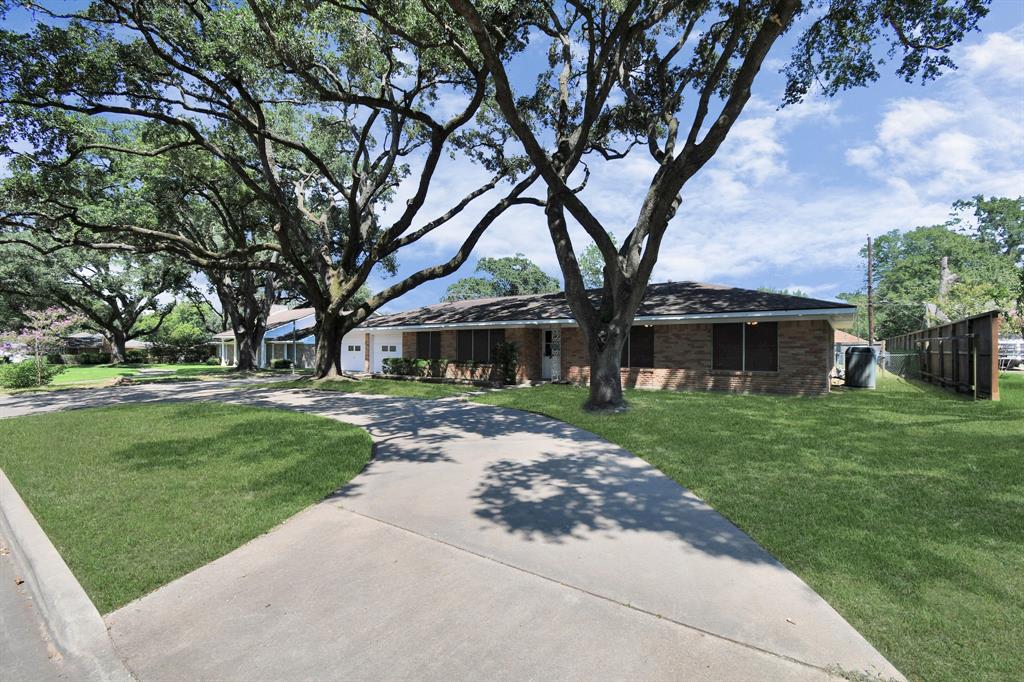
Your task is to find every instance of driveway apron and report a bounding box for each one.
[0,382,902,681]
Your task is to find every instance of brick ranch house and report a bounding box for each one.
[361,281,858,396]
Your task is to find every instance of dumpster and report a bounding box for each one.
[845,346,876,389]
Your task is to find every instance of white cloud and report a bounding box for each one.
[962,28,1024,81]
[841,28,1024,203]
[377,25,1024,307]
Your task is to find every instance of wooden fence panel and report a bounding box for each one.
[884,311,1001,400]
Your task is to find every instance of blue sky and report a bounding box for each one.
[3,2,1022,313]
[368,1,1024,311]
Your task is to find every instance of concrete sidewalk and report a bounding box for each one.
[0,536,68,682]
[1,382,902,680]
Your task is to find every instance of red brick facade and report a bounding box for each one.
[560,320,834,395]
[395,320,834,394]
[400,328,541,384]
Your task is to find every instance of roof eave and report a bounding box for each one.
[367,307,858,332]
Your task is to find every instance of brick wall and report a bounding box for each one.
[397,328,542,383]
[401,331,418,359]
[561,320,834,395]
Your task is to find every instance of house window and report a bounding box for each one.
[347,345,361,352]
[457,328,505,363]
[712,322,778,371]
[416,331,441,359]
[620,326,655,368]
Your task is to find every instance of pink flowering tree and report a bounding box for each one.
[2,308,82,385]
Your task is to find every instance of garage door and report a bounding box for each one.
[341,332,365,373]
[371,333,403,373]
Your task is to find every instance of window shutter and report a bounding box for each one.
[456,330,473,361]
[472,329,490,362]
[712,323,744,371]
[744,322,778,371]
[629,326,655,368]
[489,329,506,363]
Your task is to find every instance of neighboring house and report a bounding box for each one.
[833,329,882,373]
[63,333,149,355]
[362,281,857,395]
[64,332,107,354]
[213,306,381,371]
[834,330,868,347]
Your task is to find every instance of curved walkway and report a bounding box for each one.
[0,381,901,681]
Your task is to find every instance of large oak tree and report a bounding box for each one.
[0,0,536,378]
[445,0,989,409]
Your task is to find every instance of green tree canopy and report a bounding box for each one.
[863,224,1017,339]
[0,0,535,378]
[0,237,189,362]
[442,254,561,301]
[444,0,988,409]
[757,287,811,298]
[953,196,1024,337]
[578,234,618,289]
[140,301,221,363]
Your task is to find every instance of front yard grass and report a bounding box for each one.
[473,372,1024,682]
[252,377,477,399]
[0,403,372,613]
[50,363,232,385]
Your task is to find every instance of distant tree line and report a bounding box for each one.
[840,196,1023,341]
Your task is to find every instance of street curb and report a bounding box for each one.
[0,469,134,681]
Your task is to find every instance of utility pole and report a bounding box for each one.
[867,236,875,344]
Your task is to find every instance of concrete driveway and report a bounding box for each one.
[0,381,902,681]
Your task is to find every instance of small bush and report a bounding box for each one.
[381,357,448,377]
[205,356,221,366]
[270,358,293,370]
[382,357,413,375]
[77,351,111,365]
[493,342,519,384]
[0,359,66,389]
[124,349,149,364]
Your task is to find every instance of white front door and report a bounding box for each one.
[371,333,403,373]
[541,329,554,379]
[341,332,365,373]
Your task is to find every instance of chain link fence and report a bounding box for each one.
[880,351,920,378]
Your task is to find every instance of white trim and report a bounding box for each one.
[365,307,858,332]
[263,314,316,339]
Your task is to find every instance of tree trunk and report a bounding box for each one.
[108,330,127,364]
[211,272,272,372]
[313,312,344,379]
[584,327,628,412]
[235,328,262,371]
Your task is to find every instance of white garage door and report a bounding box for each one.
[371,333,403,373]
[341,332,365,373]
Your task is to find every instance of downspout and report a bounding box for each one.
[292,321,297,369]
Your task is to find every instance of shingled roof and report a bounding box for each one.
[213,307,315,340]
[364,281,853,329]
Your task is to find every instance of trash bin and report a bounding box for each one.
[845,346,876,389]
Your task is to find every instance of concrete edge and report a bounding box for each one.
[0,468,135,681]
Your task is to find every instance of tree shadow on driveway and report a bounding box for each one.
[470,450,778,564]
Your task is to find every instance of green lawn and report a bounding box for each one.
[252,377,477,399]
[0,403,372,613]
[473,372,1024,682]
[50,363,232,385]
